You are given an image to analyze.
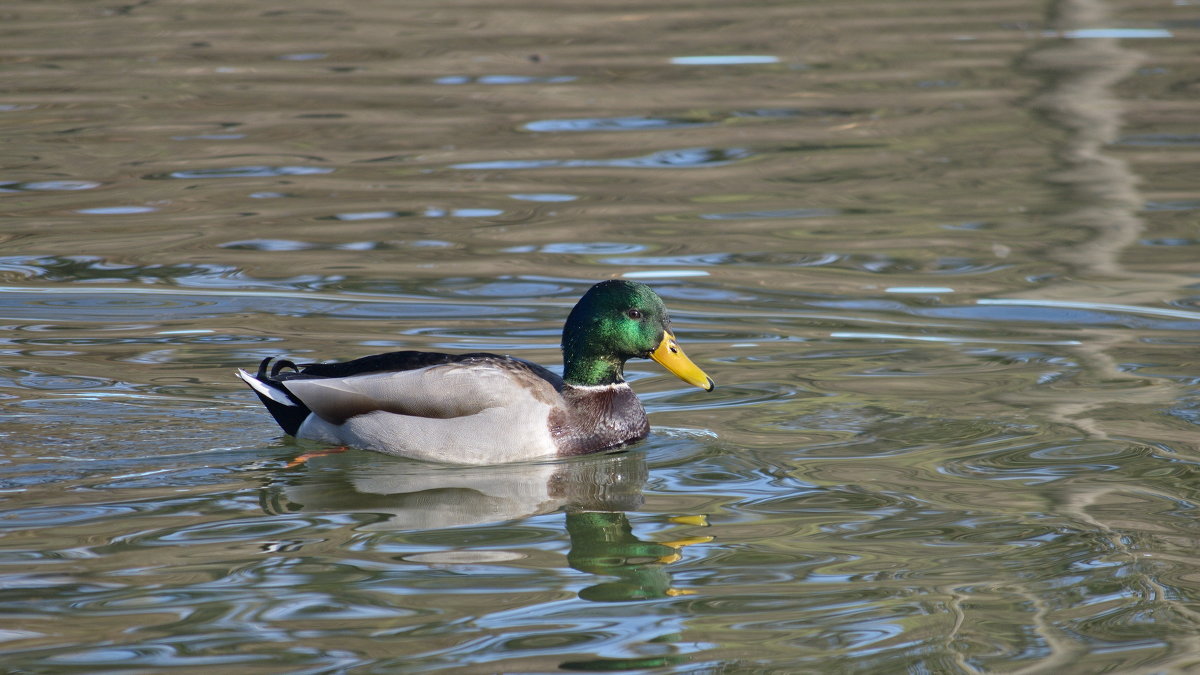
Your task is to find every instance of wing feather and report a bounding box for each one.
[283,359,558,425]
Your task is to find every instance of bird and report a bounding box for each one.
[237,279,714,464]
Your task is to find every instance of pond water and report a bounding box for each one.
[4,0,1200,671]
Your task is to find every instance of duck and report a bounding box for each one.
[237,279,714,464]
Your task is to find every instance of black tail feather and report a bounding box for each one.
[246,358,310,437]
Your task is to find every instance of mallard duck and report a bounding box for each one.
[237,279,714,464]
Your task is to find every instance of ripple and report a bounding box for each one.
[451,147,751,170]
[670,55,780,65]
[743,487,901,516]
[75,206,158,215]
[538,242,647,255]
[733,108,856,119]
[218,239,315,251]
[973,298,1200,329]
[1139,238,1197,247]
[831,331,1079,346]
[621,270,710,278]
[423,207,504,218]
[1143,200,1200,211]
[508,193,577,202]
[524,116,713,133]
[0,180,102,192]
[0,504,141,529]
[604,251,840,266]
[403,550,526,564]
[147,166,333,180]
[436,280,572,298]
[645,382,800,412]
[434,74,577,85]
[133,516,318,546]
[17,374,114,390]
[1060,28,1173,39]
[600,253,729,266]
[0,287,516,323]
[217,239,390,252]
[523,109,853,135]
[700,208,839,220]
[802,297,1200,331]
[171,133,245,141]
[0,256,352,290]
[1116,133,1200,147]
[884,287,955,294]
[653,285,756,302]
[327,210,414,221]
[940,440,1152,483]
[257,592,418,621]
[723,252,843,267]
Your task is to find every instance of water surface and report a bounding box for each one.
[4,0,1200,671]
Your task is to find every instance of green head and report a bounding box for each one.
[561,280,714,391]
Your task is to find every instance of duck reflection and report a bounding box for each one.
[260,449,708,601]
[566,510,709,602]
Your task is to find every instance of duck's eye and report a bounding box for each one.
[626,309,643,320]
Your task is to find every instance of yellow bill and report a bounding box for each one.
[650,332,715,391]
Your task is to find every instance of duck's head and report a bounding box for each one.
[561,280,714,391]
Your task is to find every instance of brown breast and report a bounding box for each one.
[549,384,650,456]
